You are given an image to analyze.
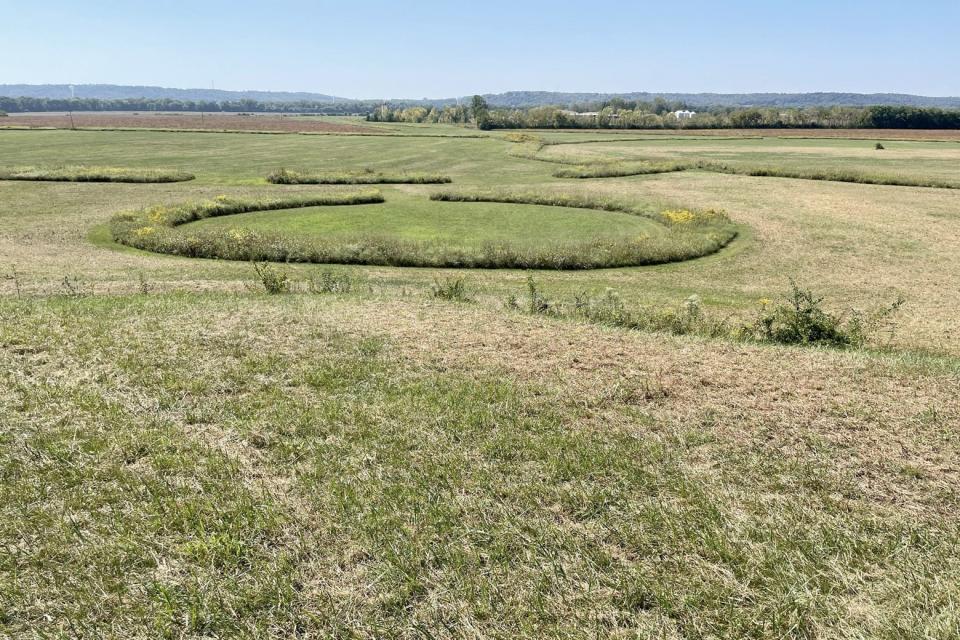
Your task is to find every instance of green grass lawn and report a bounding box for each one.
[184,197,663,249]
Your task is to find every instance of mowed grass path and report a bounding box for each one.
[185,197,663,249]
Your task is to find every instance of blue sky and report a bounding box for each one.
[2,0,958,98]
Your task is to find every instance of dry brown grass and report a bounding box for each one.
[288,297,960,513]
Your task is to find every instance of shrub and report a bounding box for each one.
[430,277,474,302]
[746,282,904,348]
[875,143,885,150]
[526,277,553,314]
[251,261,290,294]
[267,168,451,184]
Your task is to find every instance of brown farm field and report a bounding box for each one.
[0,111,379,134]
[1,125,959,638]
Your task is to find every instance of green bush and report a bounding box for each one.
[746,282,904,348]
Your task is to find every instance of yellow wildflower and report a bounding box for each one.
[662,209,695,224]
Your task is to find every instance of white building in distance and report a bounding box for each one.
[673,110,697,119]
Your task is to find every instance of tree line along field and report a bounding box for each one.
[1,122,959,637]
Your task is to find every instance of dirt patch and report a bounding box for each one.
[0,113,379,134]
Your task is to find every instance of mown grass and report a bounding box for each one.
[4,124,960,636]
[0,165,194,183]
[188,198,658,249]
[2,294,958,638]
[267,167,452,184]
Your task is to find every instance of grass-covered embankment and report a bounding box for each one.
[267,168,452,184]
[112,190,737,269]
[0,165,194,183]
[553,160,689,179]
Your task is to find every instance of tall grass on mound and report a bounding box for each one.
[0,165,194,183]
[515,278,904,349]
[553,160,690,179]
[693,160,960,189]
[112,190,737,270]
[267,168,452,185]
[423,190,737,268]
[535,153,960,189]
[111,191,384,254]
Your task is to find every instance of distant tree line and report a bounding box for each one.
[4,94,960,130]
[0,96,381,115]
[486,105,960,130]
[367,99,960,130]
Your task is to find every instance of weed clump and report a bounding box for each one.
[431,277,474,302]
[308,270,354,294]
[251,262,290,294]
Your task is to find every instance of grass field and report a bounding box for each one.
[185,198,663,248]
[2,121,959,637]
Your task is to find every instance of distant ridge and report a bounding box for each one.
[0,84,346,103]
[2,84,959,109]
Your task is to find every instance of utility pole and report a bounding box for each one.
[69,85,76,129]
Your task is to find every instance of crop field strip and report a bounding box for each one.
[2,122,960,637]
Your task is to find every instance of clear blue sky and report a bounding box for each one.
[3,0,958,98]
